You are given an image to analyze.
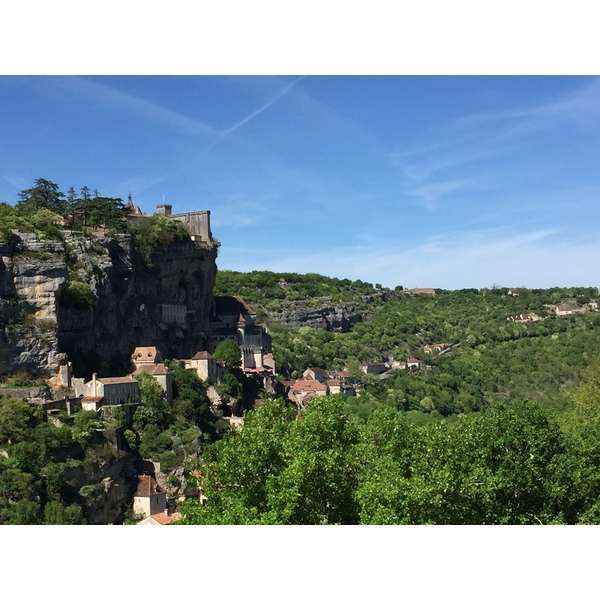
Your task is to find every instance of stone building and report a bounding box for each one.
[77,373,140,411]
[205,296,275,375]
[133,474,168,519]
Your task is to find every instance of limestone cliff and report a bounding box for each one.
[0,231,217,378]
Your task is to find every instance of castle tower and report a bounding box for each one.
[156,204,172,216]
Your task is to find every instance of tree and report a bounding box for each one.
[133,371,173,431]
[0,397,35,445]
[43,501,85,525]
[212,339,242,370]
[180,396,361,525]
[17,178,66,214]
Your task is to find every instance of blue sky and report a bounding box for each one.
[1,75,599,290]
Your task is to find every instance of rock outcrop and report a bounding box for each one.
[0,230,217,377]
[267,302,365,332]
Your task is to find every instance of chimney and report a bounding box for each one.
[92,372,97,397]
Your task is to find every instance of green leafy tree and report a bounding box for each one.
[43,501,85,525]
[180,396,360,525]
[17,178,66,214]
[0,397,35,445]
[0,498,42,524]
[213,339,242,370]
[133,371,173,431]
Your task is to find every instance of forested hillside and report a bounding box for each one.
[216,270,599,420]
[181,271,600,524]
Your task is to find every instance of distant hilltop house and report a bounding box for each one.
[422,343,447,354]
[409,288,436,295]
[508,313,541,323]
[205,295,275,375]
[555,304,576,317]
[125,194,212,244]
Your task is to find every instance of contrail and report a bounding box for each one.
[219,76,305,139]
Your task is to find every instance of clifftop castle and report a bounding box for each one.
[126,194,212,244]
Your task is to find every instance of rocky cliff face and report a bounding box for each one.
[0,231,217,378]
[267,302,365,332]
[263,293,390,332]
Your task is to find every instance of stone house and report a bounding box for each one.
[78,373,140,411]
[289,379,328,407]
[133,474,168,519]
[184,350,226,384]
[556,304,575,316]
[361,361,387,375]
[303,367,329,383]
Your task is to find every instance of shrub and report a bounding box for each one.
[60,280,95,309]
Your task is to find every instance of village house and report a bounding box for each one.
[302,367,329,383]
[406,358,421,370]
[133,474,182,525]
[183,350,226,384]
[131,346,173,403]
[507,313,541,323]
[422,343,447,354]
[325,377,356,397]
[361,361,387,375]
[288,379,328,409]
[77,373,140,411]
[556,304,575,317]
[410,288,436,295]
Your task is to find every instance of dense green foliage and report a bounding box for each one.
[212,339,242,370]
[216,271,599,419]
[128,214,190,268]
[180,362,600,525]
[59,280,95,309]
[1,179,131,243]
[214,269,385,314]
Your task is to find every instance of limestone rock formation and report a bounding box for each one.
[0,230,217,377]
[266,302,365,332]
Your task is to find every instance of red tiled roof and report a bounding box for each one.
[135,474,166,498]
[133,364,169,376]
[147,511,182,525]
[191,351,214,360]
[292,379,327,392]
[557,304,573,311]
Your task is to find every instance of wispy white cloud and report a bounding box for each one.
[409,178,475,209]
[44,77,219,138]
[1,174,28,191]
[392,78,600,208]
